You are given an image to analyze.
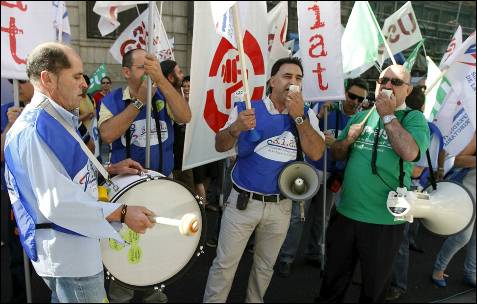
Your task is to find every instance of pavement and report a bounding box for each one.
[1,207,475,303]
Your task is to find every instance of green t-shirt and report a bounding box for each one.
[336,108,430,225]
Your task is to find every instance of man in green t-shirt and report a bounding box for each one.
[317,65,430,303]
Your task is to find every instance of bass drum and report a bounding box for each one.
[100,171,206,290]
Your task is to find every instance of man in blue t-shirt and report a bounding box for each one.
[203,57,326,302]
[98,49,191,303]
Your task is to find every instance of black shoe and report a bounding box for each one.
[409,243,424,253]
[206,238,218,248]
[277,262,292,278]
[385,287,404,301]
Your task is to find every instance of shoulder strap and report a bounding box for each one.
[40,99,119,193]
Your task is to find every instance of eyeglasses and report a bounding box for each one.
[347,92,366,103]
[8,79,27,84]
[101,82,111,85]
[376,77,410,86]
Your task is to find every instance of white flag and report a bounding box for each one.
[266,1,289,79]
[53,1,71,43]
[439,26,462,69]
[183,1,267,170]
[210,2,237,47]
[378,1,422,66]
[93,1,148,36]
[298,1,345,102]
[431,33,476,156]
[109,5,173,64]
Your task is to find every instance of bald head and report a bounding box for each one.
[26,42,74,85]
[380,65,411,84]
[376,64,413,107]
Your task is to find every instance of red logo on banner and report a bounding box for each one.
[1,1,28,64]
[204,31,265,133]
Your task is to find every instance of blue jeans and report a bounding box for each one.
[434,168,476,281]
[390,223,410,292]
[42,271,107,303]
[433,220,476,280]
[278,199,312,264]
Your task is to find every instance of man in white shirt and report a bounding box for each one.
[4,42,155,303]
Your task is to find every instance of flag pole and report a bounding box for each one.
[231,4,251,110]
[145,1,154,168]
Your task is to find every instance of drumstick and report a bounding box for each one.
[148,213,200,236]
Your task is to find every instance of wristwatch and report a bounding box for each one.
[131,98,144,111]
[295,115,307,125]
[383,114,397,125]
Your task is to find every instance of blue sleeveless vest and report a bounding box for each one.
[102,88,174,176]
[4,107,93,261]
[232,100,304,194]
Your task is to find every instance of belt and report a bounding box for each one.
[233,184,286,203]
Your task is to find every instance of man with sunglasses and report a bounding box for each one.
[316,65,430,302]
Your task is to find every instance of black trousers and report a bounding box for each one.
[317,212,405,303]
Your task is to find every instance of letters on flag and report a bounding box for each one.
[109,5,173,64]
[297,1,345,102]
[182,1,268,170]
[1,2,56,79]
[378,1,422,66]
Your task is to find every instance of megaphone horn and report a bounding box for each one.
[279,161,320,201]
[386,181,475,236]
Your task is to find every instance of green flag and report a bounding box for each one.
[403,40,425,72]
[88,64,107,94]
[342,1,384,75]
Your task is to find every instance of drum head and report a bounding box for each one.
[101,176,205,289]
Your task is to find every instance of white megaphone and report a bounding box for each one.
[386,181,475,236]
[278,161,320,201]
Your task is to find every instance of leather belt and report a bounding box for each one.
[233,184,285,203]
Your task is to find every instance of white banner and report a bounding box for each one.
[1,2,56,79]
[109,5,173,64]
[183,1,267,170]
[378,1,422,65]
[297,1,344,102]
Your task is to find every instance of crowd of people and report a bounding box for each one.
[1,41,475,303]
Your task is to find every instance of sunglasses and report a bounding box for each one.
[347,92,366,103]
[101,82,111,85]
[376,77,410,86]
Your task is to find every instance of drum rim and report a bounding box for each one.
[103,175,207,290]
[423,180,476,237]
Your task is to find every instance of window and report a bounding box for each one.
[86,2,148,39]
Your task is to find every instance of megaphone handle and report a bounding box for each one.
[300,201,305,222]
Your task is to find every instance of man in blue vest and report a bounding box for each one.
[4,42,156,303]
[98,49,191,302]
[99,49,191,179]
[203,57,326,302]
